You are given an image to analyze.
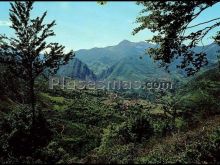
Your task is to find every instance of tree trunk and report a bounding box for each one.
[30,78,36,126]
[218,59,220,72]
[172,108,177,131]
[218,54,220,72]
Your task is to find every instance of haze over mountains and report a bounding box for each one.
[57,40,219,81]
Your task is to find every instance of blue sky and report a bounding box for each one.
[0,2,220,51]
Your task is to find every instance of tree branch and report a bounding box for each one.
[187,17,220,29]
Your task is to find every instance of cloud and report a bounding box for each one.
[0,20,11,26]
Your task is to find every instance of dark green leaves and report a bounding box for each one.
[133,1,220,76]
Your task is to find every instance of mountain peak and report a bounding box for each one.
[118,40,133,45]
[118,40,151,47]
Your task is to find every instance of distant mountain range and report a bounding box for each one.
[57,40,219,81]
[57,58,96,80]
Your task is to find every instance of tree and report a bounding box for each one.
[0,1,74,124]
[97,1,107,5]
[218,54,220,71]
[214,31,220,71]
[133,1,220,76]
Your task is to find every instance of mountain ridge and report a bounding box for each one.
[58,40,219,81]
[57,58,97,81]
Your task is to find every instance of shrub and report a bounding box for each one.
[0,106,52,163]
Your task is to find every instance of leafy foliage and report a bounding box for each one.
[0,1,74,122]
[0,1,220,164]
[0,106,53,163]
[136,126,220,164]
[133,1,220,75]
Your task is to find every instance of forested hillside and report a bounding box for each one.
[1,1,220,164]
[1,65,220,163]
